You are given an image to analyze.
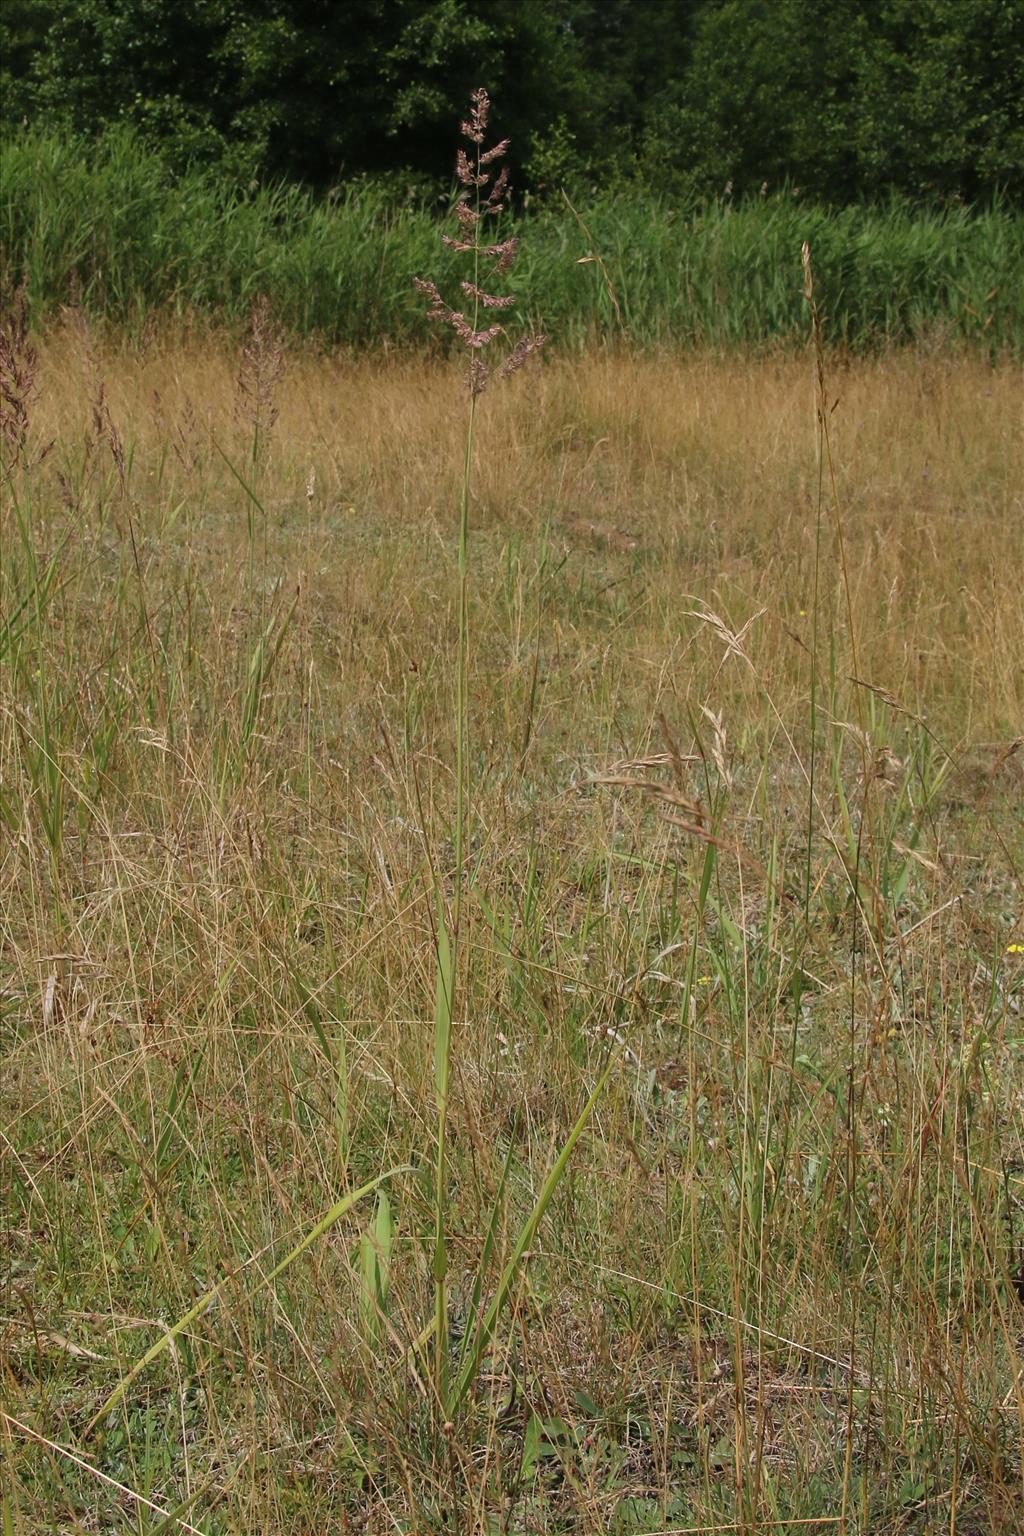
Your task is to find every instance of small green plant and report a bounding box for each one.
[358,1189,394,1353]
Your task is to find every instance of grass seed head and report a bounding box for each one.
[414,89,545,398]
[0,283,37,472]
[235,292,284,457]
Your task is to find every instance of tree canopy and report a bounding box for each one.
[2,0,1021,202]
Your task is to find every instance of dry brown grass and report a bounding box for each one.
[30,329,1024,737]
[3,328,1023,1533]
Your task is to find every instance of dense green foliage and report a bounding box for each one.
[2,0,1022,202]
[3,127,1022,353]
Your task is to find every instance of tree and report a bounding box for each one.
[665,0,1023,202]
[15,0,591,189]
[0,1,56,125]
[3,0,1021,201]
[674,0,870,201]
[855,0,1024,200]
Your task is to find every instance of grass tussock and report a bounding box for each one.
[3,126,1024,353]
[2,323,1023,1534]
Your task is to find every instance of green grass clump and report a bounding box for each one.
[2,125,1022,353]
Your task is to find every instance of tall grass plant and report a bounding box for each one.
[3,126,1022,353]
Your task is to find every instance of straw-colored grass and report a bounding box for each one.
[2,325,1023,1533]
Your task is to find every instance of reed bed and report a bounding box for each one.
[3,127,1023,353]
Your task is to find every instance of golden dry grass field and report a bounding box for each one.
[2,325,1023,1533]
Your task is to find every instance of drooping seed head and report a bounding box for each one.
[497,332,547,381]
[460,282,515,310]
[479,138,510,167]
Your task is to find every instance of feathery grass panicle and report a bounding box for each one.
[0,284,38,473]
[235,292,284,465]
[415,94,545,400]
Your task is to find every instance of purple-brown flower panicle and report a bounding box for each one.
[414,89,545,399]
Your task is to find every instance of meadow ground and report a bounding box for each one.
[2,326,1023,1533]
